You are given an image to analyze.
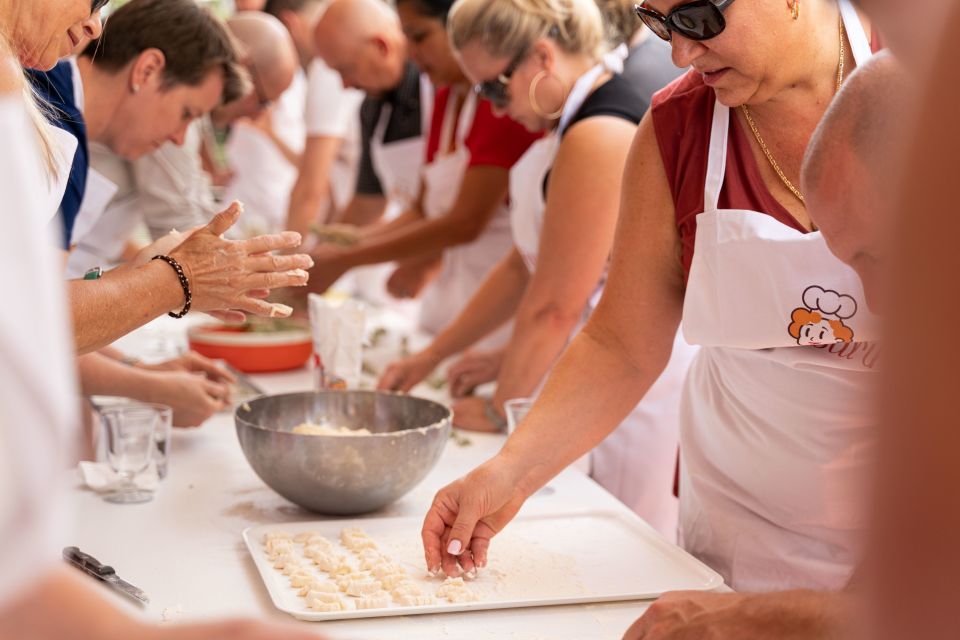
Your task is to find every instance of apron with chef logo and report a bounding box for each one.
[510,59,696,538]
[678,0,879,591]
[418,88,514,349]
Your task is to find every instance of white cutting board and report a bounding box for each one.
[243,511,724,622]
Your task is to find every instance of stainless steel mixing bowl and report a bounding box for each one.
[235,391,451,515]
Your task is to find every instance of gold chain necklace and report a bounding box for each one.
[741,17,846,204]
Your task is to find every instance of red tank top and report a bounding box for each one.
[652,32,881,276]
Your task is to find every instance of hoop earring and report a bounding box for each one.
[528,70,566,120]
[791,1,800,20]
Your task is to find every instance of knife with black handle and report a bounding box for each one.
[62,546,150,604]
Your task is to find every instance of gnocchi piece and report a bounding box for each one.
[304,535,333,549]
[305,590,344,604]
[437,577,479,603]
[370,563,406,579]
[355,591,391,610]
[309,551,345,572]
[398,595,436,607]
[336,571,372,590]
[272,553,298,570]
[307,596,349,612]
[293,531,322,543]
[281,561,304,576]
[265,539,294,556]
[262,531,293,544]
[298,581,338,597]
[379,573,411,590]
[344,579,383,597]
[289,571,317,588]
[390,582,422,598]
[328,560,355,577]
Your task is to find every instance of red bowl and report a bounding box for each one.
[187,324,312,373]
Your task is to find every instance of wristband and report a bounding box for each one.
[152,254,192,318]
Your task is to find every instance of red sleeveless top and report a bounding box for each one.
[652,31,881,276]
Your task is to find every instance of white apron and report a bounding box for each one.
[510,61,696,539]
[418,88,514,349]
[65,168,121,278]
[344,76,432,312]
[678,0,878,592]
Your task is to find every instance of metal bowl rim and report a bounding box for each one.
[234,390,452,438]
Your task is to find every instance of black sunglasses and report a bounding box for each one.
[474,49,527,109]
[92,0,109,11]
[634,0,735,42]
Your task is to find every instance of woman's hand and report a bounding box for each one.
[137,351,236,386]
[378,350,441,392]
[422,454,531,577]
[143,371,230,428]
[168,202,312,318]
[451,396,502,433]
[447,349,504,398]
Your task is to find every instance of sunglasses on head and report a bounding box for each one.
[474,48,527,109]
[634,0,735,42]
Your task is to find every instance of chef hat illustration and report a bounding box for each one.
[802,286,858,320]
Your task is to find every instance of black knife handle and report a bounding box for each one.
[63,547,116,578]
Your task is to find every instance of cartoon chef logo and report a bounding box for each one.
[788,286,858,346]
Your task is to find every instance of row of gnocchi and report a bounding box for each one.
[261,528,477,612]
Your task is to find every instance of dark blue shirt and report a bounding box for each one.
[27,61,88,248]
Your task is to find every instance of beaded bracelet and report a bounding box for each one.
[152,254,192,318]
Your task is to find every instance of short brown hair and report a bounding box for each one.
[82,0,249,105]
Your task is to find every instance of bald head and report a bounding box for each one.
[802,53,908,312]
[228,11,298,99]
[314,0,407,93]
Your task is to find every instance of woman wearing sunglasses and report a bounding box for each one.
[380,0,694,539]
[307,0,539,353]
[422,0,881,599]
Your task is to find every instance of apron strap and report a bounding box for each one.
[373,102,392,142]
[703,101,730,212]
[838,0,873,66]
[455,90,477,148]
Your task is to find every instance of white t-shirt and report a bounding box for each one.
[305,58,362,138]
[223,68,307,236]
[68,119,217,276]
[0,96,78,607]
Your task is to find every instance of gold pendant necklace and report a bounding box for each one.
[741,17,846,205]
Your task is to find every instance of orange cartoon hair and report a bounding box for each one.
[789,308,855,343]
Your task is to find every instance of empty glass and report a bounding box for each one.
[504,398,536,435]
[101,405,160,504]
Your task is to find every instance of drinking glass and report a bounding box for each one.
[101,405,159,504]
[504,398,536,435]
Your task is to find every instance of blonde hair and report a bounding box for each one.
[0,36,59,179]
[448,0,606,61]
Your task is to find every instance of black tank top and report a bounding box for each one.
[543,74,646,196]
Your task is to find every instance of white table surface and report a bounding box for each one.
[61,312,713,639]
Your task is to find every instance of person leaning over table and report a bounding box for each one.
[420,0,883,596]
[622,51,908,640]
[313,0,430,232]
[67,9,299,275]
[25,0,313,356]
[0,9,325,640]
[309,0,541,351]
[22,0,302,428]
[378,0,695,539]
[259,0,365,240]
[842,1,960,638]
